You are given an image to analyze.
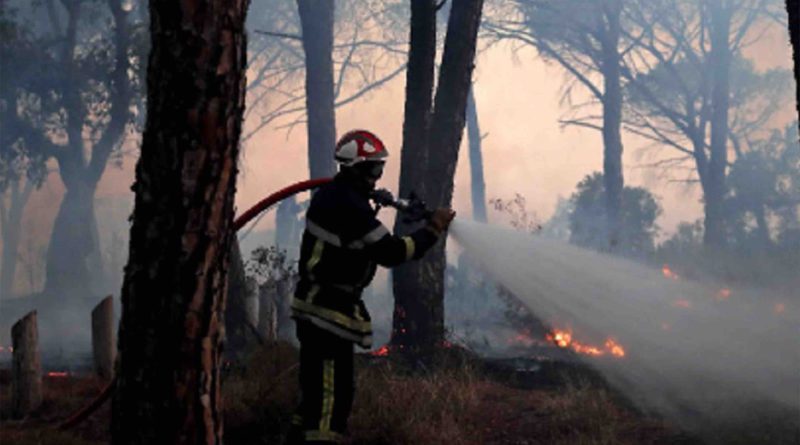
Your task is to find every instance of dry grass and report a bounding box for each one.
[0,344,691,445]
[223,341,300,445]
[345,358,684,445]
[347,359,484,445]
[0,371,109,445]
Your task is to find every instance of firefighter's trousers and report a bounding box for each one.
[291,320,355,444]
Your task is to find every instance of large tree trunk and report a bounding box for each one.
[466,85,488,223]
[111,0,249,443]
[1,179,33,299]
[788,0,800,129]
[44,178,100,298]
[393,0,485,350]
[601,0,624,251]
[704,0,732,249]
[391,0,438,349]
[297,0,337,180]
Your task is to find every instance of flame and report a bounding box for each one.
[662,264,680,280]
[716,288,731,301]
[774,303,785,315]
[47,371,69,378]
[672,298,692,309]
[605,338,626,357]
[371,345,390,357]
[547,329,572,348]
[546,328,625,359]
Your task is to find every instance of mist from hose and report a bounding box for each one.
[449,219,800,428]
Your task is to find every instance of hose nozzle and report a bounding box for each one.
[371,189,433,223]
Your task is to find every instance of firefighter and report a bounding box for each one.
[287,129,455,444]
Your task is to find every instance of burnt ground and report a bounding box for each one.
[0,343,796,444]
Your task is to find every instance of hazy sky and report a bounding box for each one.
[12,19,797,292]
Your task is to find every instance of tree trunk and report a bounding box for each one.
[11,310,42,418]
[753,204,772,248]
[44,178,100,299]
[601,0,624,251]
[112,0,249,443]
[297,0,337,180]
[45,0,132,299]
[391,0,438,349]
[467,85,488,223]
[393,0,485,350]
[704,0,732,249]
[257,283,278,341]
[91,295,115,379]
[788,0,800,129]
[1,179,33,299]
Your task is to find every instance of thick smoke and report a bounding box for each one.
[450,219,799,429]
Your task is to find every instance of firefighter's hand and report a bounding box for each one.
[428,208,456,234]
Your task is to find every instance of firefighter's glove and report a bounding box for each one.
[428,208,456,235]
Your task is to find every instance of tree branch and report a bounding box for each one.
[254,30,303,41]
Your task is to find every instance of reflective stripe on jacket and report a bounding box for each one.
[291,173,439,348]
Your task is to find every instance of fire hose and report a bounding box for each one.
[57,178,432,430]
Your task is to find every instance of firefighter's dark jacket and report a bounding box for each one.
[291,173,439,348]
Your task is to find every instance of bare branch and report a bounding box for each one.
[253,30,303,41]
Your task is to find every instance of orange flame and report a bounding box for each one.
[47,371,69,378]
[662,264,680,280]
[605,338,626,357]
[371,345,390,357]
[774,303,785,315]
[546,328,626,359]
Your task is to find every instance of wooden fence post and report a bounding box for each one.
[11,310,42,418]
[91,295,115,379]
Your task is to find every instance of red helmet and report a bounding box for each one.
[334,130,389,167]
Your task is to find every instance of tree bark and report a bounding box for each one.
[391,0,438,349]
[600,0,624,251]
[1,179,33,299]
[92,295,115,379]
[11,310,42,418]
[111,0,249,443]
[257,283,278,341]
[704,0,732,249]
[393,0,485,350]
[788,0,800,130]
[297,0,337,180]
[467,85,488,223]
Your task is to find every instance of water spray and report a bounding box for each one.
[449,219,800,432]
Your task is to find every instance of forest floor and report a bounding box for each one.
[0,341,794,445]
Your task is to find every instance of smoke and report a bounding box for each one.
[450,219,799,430]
